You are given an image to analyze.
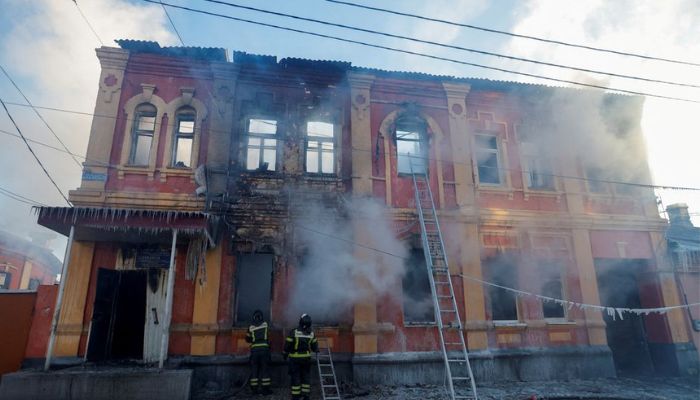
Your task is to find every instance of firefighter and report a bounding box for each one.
[245,309,272,395]
[283,314,318,400]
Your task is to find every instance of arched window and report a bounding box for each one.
[395,115,427,174]
[171,107,196,168]
[129,103,157,166]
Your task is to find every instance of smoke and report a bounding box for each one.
[0,0,176,258]
[286,195,408,325]
[501,0,700,220]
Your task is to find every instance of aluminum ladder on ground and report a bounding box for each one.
[316,341,341,400]
[409,156,478,400]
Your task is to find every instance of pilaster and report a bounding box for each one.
[442,82,475,209]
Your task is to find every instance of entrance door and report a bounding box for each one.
[596,261,654,375]
[143,268,167,362]
[86,269,147,361]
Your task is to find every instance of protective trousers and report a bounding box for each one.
[249,349,271,392]
[288,357,311,399]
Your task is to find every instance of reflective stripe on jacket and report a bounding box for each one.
[246,322,270,349]
[284,328,318,358]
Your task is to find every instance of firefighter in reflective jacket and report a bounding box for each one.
[245,310,272,394]
[283,314,318,400]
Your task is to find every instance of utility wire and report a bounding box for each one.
[0,98,71,205]
[147,0,700,104]
[199,0,700,89]
[3,101,700,192]
[70,0,104,46]
[325,0,700,68]
[0,185,47,207]
[160,0,185,45]
[0,65,83,168]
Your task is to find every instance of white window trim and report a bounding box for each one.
[304,120,338,175]
[473,133,510,190]
[243,116,280,172]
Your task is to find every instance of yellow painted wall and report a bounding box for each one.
[190,246,223,355]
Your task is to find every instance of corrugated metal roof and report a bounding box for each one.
[115,39,228,62]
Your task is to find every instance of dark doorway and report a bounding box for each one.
[235,254,273,325]
[87,268,147,361]
[596,260,654,376]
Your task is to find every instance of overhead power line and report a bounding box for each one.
[160,0,185,45]
[0,185,47,207]
[0,65,83,168]
[325,0,700,68]
[3,101,700,192]
[0,98,71,205]
[70,0,104,46]
[199,0,700,89]
[147,0,700,104]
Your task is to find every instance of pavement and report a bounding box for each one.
[199,376,700,400]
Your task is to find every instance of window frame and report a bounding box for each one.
[520,141,556,191]
[483,256,520,322]
[541,277,567,320]
[170,109,196,168]
[395,119,428,175]
[128,105,157,166]
[474,133,504,186]
[244,117,279,172]
[304,120,336,175]
[402,248,436,325]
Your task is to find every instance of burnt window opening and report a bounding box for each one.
[290,251,346,326]
[402,248,435,324]
[475,134,503,185]
[245,118,278,171]
[585,166,608,193]
[395,117,427,174]
[542,278,566,319]
[171,107,196,168]
[0,271,11,289]
[520,141,555,191]
[129,103,157,166]
[305,121,335,174]
[235,253,273,325]
[483,255,518,321]
[28,278,41,291]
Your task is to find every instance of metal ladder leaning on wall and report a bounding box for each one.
[316,340,342,400]
[410,156,478,400]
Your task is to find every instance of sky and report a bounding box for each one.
[0,0,699,259]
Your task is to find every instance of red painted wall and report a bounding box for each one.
[0,291,37,374]
[24,285,57,359]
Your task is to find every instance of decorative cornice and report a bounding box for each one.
[96,47,130,70]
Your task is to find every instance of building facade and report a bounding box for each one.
[0,230,60,291]
[31,40,697,384]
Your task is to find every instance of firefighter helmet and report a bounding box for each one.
[252,309,264,324]
[299,313,312,330]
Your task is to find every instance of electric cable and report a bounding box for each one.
[160,0,185,45]
[0,97,71,205]
[325,0,700,68]
[198,0,700,89]
[0,65,83,168]
[70,0,104,46]
[144,0,700,104]
[0,185,47,206]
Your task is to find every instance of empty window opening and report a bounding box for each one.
[172,109,195,168]
[235,254,273,325]
[396,118,427,174]
[475,134,502,185]
[542,278,565,319]
[402,248,435,324]
[0,271,11,289]
[129,104,157,166]
[246,118,278,171]
[521,141,554,190]
[305,121,335,174]
[585,166,608,193]
[288,251,347,325]
[483,255,518,321]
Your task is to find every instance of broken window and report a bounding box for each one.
[585,166,608,193]
[289,251,345,325]
[542,278,566,319]
[172,108,195,168]
[245,118,278,171]
[520,141,554,190]
[305,121,335,174]
[483,255,518,321]
[475,134,503,185]
[28,278,41,290]
[402,249,435,324]
[235,253,273,324]
[129,103,157,166]
[0,271,10,289]
[396,119,427,174]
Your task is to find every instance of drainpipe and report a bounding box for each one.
[159,229,178,369]
[44,225,75,371]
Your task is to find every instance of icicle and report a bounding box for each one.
[616,308,624,320]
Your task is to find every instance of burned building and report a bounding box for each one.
[23,40,698,388]
[0,230,60,290]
